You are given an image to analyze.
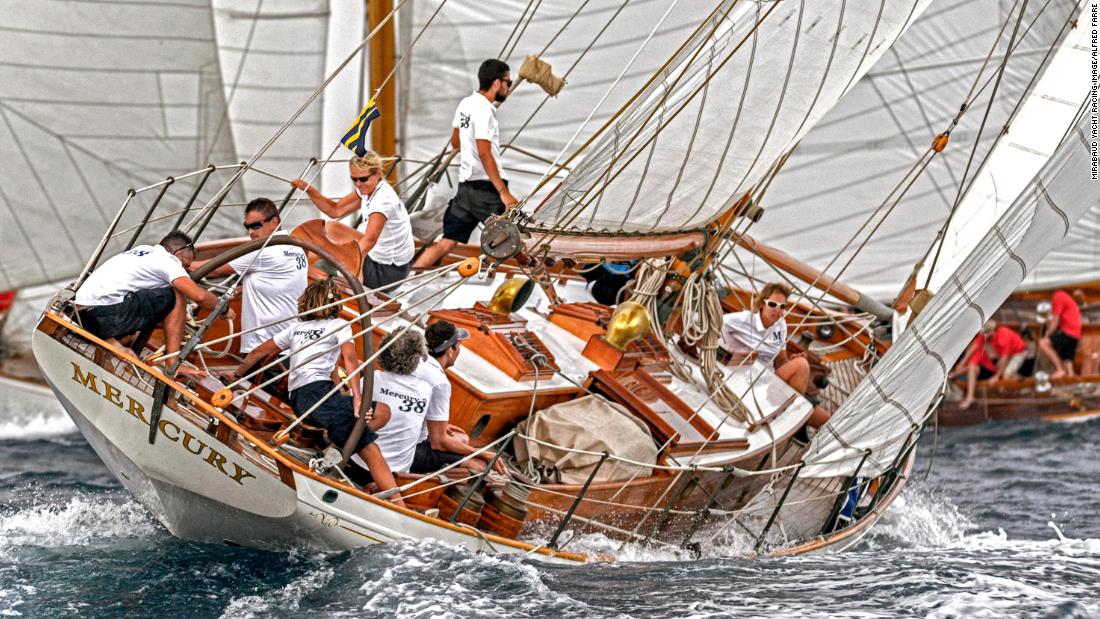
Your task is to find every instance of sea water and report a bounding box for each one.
[0,392,1097,618]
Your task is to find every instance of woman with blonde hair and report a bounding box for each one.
[235,278,403,505]
[291,152,415,290]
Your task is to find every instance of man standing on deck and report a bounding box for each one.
[191,198,308,385]
[413,59,516,269]
[1038,289,1083,378]
[75,230,229,378]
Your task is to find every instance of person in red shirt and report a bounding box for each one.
[987,322,1028,383]
[952,327,998,411]
[1038,289,1082,378]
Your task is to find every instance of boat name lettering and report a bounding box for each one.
[69,362,255,486]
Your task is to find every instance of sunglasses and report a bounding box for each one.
[243,215,275,231]
[350,174,376,183]
[763,300,787,310]
[502,78,513,87]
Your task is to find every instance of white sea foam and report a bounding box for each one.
[358,539,593,619]
[218,565,335,619]
[0,385,73,440]
[0,496,155,553]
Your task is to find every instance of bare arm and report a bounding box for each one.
[290,179,361,219]
[172,276,218,311]
[234,338,283,379]
[475,139,517,208]
[426,420,506,474]
[338,340,363,414]
[450,127,460,149]
[187,260,235,279]
[358,212,387,255]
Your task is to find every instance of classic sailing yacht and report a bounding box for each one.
[21,0,1100,562]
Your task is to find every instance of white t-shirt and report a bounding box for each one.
[372,369,433,473]
[76,244,188,306]
[228,234,308,353]
[358,181,415,266]
[273,318,353,393]
[720,310,787,365]
[452,92,507,184]
[414,355,452,442]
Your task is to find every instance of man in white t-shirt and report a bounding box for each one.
[410,320,505,476]
[291,152,414,290]
[414,59,516,269]
[192,198,308,383]
[721,282,829,428]
[75,230,228,376]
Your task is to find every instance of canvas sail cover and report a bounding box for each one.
[745,0,1083,299]
[515,395,657,484]
[522,0,934,235]
[801,107,1098,478]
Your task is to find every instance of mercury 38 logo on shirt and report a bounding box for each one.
[380,387,426,415]
[459,112,470,129]
[126,249,150,257]
[296,328,325,341]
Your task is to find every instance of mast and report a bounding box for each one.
[368,0,398,180]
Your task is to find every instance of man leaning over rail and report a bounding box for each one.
[75,230,230,378]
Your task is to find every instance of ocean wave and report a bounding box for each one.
[0,495,155,553]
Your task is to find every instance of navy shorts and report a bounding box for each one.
[1051,330,1079,361]
[79,286,175,340]
[362,256,411,291]
[290,380,377,453]
[441,181,506,243]
[410,439,464,474]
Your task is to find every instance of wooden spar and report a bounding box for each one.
[521,231,705,261]
[736,233,892,321]
[369,0,397,182]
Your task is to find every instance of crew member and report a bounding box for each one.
[75,230,229,377]
[413,59,515,269]
[292,152,415,290]
[1038,289,1082,379]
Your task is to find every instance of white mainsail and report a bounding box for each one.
[802,105,1098,478]
[747,0,1082,299]
[524,0,934,234]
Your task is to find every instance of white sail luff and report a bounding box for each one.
[801,107,1098,478]
[919,1,1093,293]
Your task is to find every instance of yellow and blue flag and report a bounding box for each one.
[341,100,380,156]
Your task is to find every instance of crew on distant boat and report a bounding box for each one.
[412,320,506,476]
[720,282,830,428]
[413,59,516,269]
[74,230,229,378]
[1038,289,1082,379]
[291,152,415,290]
[234,278,403,505]
[191,198,307,388]
[953,321,1028,411]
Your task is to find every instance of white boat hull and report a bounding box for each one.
[33,325,582,564]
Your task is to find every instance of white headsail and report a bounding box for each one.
[802,105,1098,478]
[746,0,1083,298]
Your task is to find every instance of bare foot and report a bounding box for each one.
[959,398,973,411]
[1051,369,1067,379]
